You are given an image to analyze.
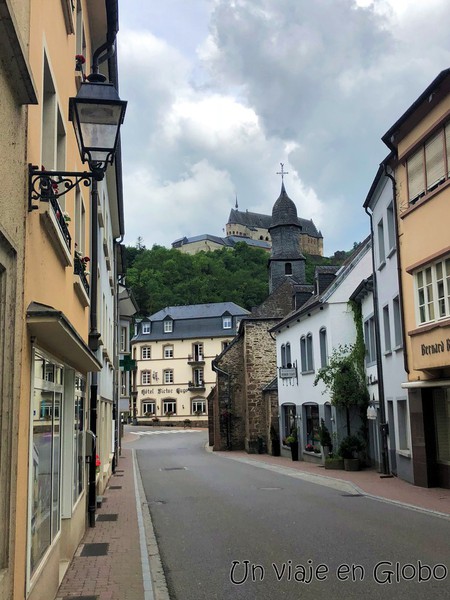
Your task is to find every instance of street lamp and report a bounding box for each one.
[28,72,127,210]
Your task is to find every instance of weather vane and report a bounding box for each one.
[276,163,289,182]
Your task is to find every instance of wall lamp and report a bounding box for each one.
[28,71,127,211]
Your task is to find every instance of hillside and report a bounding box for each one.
[125,243,348,316]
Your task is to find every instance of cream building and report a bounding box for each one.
[131,303,249,425]
[0,2,37,599]
[3,2,126,599]
[382,68,450,488]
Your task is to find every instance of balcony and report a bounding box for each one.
[187,354,205,365]
[188,380,205,391]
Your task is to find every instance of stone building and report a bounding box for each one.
[210,182,315,452]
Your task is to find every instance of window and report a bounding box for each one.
[192,342,203,361]
[304,404,320,450]
[141,322,150,334]
[192,399,206,414]
[141,370,151,385]
[164,319,173,333]
[222,341,229,351]
[141,346,151,360]
[393,296,403,348]
[282,404,296,441]
[163,400,176,415]
[163,369,174,384]
[300,334,314,373]
[222,315,232,329]
[386,202,396,253]
[285,262,292,275]
[142,401,155,415]
[280,343,292,368]
[414,257,450,325]
[120,371,127,396]
[30,351,63,575]
[163,345,173,358]
[192,368,204,386]
[73,375,85,504]
[120,326,127,352]
[364,316,376,365]
[406,124,450,204]
[319,328,327,368]
[377,218,385,266]
[397,399,410,453]
[383,305,391,353]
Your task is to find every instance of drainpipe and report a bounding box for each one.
[212,359,232,450]
[364,201,390,476]
[112,236,124,471]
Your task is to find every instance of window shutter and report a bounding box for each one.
[407,149,425,202]
[425,132,445,190]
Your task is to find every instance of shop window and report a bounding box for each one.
[397,399,410,453]
[192,399,206,414]
[434,389,450,463]
[304,404,320,449]
[142,401,156,415]
[163,400,177,415]
[282,404,296,441]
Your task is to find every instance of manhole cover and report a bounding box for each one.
[96,513,118,522]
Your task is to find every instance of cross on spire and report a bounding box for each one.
[276,162,289,182]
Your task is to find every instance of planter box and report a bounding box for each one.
[344,458,360,471]
[325,457,344,470]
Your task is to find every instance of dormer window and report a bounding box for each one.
[142,322,150,334]
[285,262,292,275]
[222,315,232,329]
[164,319,173,333]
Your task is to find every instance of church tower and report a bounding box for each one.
[268,170,306,292]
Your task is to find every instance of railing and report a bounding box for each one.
[74,256,90,296]
[188,380,205,390]
[49,195,72,251]
[187,354,205,364]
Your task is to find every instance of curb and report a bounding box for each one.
[133,449,171,600]
[207,446,450,521]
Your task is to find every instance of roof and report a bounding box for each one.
[150,302,249,321]
[270,183,299,228]
[228,208,322,238]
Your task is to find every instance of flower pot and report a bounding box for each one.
[344,458,360,471]
[290,441,299,461]
[325,457,344,470]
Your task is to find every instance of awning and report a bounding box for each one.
[401,379,450,389]
[27,302,101,373]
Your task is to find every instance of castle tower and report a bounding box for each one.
[268,181,306,292]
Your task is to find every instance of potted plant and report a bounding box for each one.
[339,435,364,471]
[304,443,314,452]
[284,428,299,461]
[324,452,344,470]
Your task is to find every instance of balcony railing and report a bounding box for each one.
[187,354,205,364]
[74,256,90,296]
[49,195,71,251]
[188,380,205,391]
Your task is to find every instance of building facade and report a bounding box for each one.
[382,69,450,488]
[3,2,126,599]
[364,161,412,483]
[0,2,37,598]
[131,303,249,426]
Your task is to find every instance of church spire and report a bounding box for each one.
[235,194,238,210]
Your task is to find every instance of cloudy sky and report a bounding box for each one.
[117,0,450,256]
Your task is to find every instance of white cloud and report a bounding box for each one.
[119,0,450,255]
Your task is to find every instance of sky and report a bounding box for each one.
[117,0,450,256]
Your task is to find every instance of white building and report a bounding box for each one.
[364,161,412,482]
[273,239,372,461]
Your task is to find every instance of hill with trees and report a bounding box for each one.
[124,242,348,316]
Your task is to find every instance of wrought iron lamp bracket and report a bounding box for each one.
[28,164,95,212]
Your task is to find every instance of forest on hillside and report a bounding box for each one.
[125,242,348,316]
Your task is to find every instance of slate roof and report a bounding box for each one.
[270,183,299,228]
[132,302,250,342]
[172,234,271,251]
[227,207,322,238]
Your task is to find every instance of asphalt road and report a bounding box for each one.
[132,427,450,600]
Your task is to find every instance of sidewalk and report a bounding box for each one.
[56,432,450,600]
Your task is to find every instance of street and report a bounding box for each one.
[130,427,450,600]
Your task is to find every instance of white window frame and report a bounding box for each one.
[383,305,391,354]
[414,256,450,325]
[163,400,176,415]
[141,370,151,385]
[163,369,174,384]
[142,401,156,415]
[163,345,173,359]
[364,316,377,365]
[141,346,151,360]
[141,322,151,334]
[192,399,206,414]
[222,316,232,329]
[164,319,173,333]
